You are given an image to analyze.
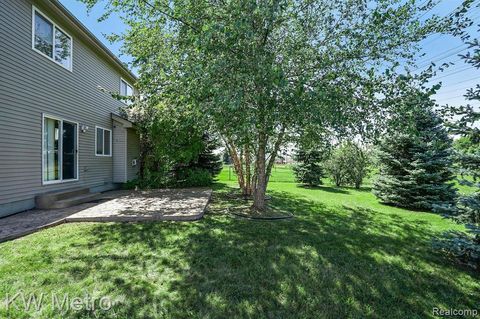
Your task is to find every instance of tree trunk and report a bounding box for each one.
[265,128,285,185]
[253,133,267,211]
[244,145,252,196]
[222,128,284,208]
[138,133,150,180]
[224,138,246,192]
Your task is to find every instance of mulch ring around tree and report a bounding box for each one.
[208,189,294,220]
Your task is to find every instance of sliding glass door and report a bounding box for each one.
[62,121,77,180]
[43,117,60,182]
[43,115,78,183]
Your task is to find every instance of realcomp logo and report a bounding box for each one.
[433,307,479,317]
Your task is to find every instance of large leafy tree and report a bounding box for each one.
[83,0,466,210]
[435,27,480,269]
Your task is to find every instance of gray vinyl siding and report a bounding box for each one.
[126,128,140,181]
[112,123,127,183]
[0,0,136,212]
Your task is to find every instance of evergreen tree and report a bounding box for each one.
[173,133,223,186]
[178,133,222,177]
[196,134,223,177]
[293,146,325,187]
[373,94,456,211]
[222,151,232,165]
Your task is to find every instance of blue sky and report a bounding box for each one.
[59,0,133,66]
[418,0,480,109]
[60,0,479,109]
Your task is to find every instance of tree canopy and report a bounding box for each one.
[434,22,480,269]
[82,0,470,210]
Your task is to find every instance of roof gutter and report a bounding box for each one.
[112,113,135,128]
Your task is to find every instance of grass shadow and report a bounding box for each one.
[2,182,479,318]
[297,184,351,194]
[62,184,480,317]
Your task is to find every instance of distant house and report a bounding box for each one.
[0,0,140,217]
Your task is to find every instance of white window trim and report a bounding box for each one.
[95,126,112,157]
[41,113,79,185]
[32,6,73,72]
[120,78,134,104]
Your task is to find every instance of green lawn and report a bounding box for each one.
[1,167,479,318]
[218,164,296,183]
[219,164,477,195]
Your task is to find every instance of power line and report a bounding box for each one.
[419,0,430,8]
[412,3,480,70]
[426,56,469,69]
[436,82,478,95]
[419,4,480,47]
[438,74,479,85]
[417,0,442,20]
[416,44,469,65]
[436,88,475,97]
[436,94,476,102]
[447,56,468,65]
[432,65,476,80]
[421,33,443,46]
[412,46,470,71]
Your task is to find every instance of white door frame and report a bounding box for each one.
[41,113,79,185]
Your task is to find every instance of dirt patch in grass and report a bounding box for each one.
[210,189,294,220]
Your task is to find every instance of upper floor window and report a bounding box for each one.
[120,79,133,96]
[33,7,72,71]
[120,78,134,104]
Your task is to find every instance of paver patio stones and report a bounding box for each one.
[0,188,211,243]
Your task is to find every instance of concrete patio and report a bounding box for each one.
[0,188,212,243]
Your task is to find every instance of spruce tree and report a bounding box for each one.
[193,134,223,177]
[293,146,325,187]
[174,133,223,186]
[373,94,456,211]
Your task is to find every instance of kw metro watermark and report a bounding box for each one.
[2,292,114,312]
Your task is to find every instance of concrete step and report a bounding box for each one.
[48,193,100,209]
[35,187,92,209]
[56,188,90,200]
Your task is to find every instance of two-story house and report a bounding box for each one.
[0,0,140,217]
